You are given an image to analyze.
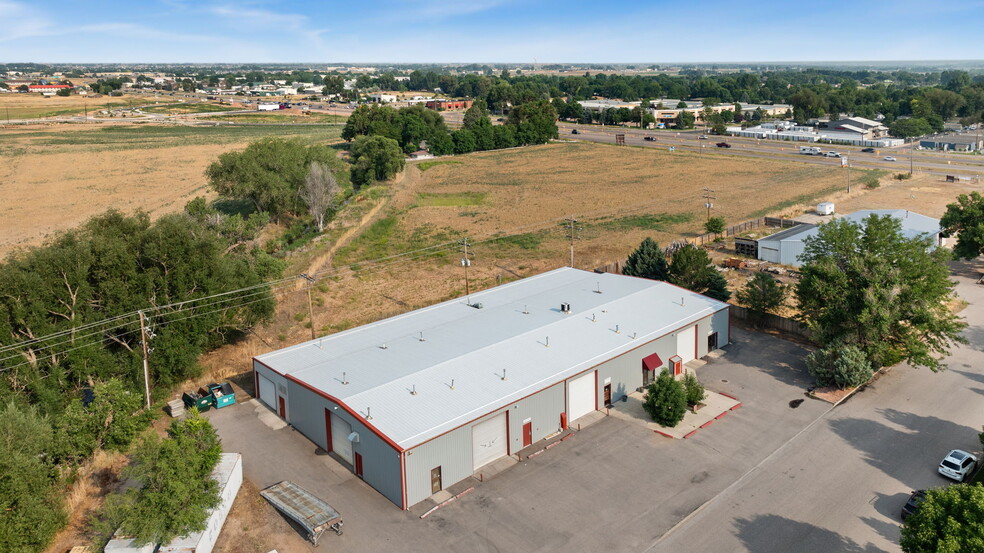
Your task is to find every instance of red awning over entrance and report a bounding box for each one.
[642,352,662,371]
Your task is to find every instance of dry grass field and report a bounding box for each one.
[0,92,140,119]
[0,122,342,257]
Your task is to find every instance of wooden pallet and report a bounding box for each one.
[166,398,185,418]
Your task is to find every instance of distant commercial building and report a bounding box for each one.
[755,209,943,266]
[28,84,72,96]
[425,98,474,110]
[368,93,397,103]
[919,133,983,152]
[820,117,891,139]
[253,268,730,509]
[728,120,903,147]
[579,98,789,127]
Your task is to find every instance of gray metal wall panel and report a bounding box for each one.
[405,413,485,507]
[782,240,807,267]
[758,241,780,263]
[507,382,565,453]
[284,379,404,508]
[253,360,290,415]
[591,333,677,406]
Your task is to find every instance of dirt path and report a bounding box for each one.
[299,164,424,285]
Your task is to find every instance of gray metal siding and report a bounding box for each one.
[591,335,675,402]
[282,378,404,508]
[781,239,807,267]
[711,308,730,346]
[507,382,565,452]
[253,360,290,415]
[758,240,781,263]
[406,411,493,506]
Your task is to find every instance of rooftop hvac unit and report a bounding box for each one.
[816,202,835,216]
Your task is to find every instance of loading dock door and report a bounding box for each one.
[677,325,696,363]
[472,413,507,471]
[330,414,353,465]
[257,373,276,409]
[568,371,596,422]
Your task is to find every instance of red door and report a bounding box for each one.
[324,409,333,453]
[278,396,286,418]
[522,421,533,447]
[354,453,364,479]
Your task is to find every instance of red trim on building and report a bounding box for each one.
[505,410,511,455]
[400,452,408,510]
[693,324,698,360]
[324,408,333,453]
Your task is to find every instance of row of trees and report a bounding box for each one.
[341,100,559,157]
[622,238,730,302]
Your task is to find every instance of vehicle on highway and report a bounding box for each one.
[698,135,709,140]
[884,156,897,162]
[939,449,977,481]
[861,147,876,153]
[799,146,823,155]
[901,490,926,520]
[825,151,841,157]
[716,142,731,148]
[571,129,579,134]
[644,136,656,141]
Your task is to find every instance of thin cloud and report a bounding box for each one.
[209,4,309,31]
[0,1,55,42]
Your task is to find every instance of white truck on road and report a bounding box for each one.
[799,146,823,155]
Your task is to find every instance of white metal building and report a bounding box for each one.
[253,268,729,509]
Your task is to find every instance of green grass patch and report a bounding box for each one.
[859,169,888,189]
[334,215,461,265]
[417,160,463,171]
[594,213,694,232]
[415,192,487,207]
[140,103,238,114]
[485,232,544,250]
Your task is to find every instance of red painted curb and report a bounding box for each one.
[683,430,699,439]
[653,429,675,439]
[730,403,742,410]
[700,420,714,429]
[719,392,739,400]
[715,412,728,420]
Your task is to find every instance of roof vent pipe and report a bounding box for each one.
[411,385,417,396]
[418,332,425,342]
[342,372,349,385]
[615,324,620,334]
[595,282,602,294]
[501,369,508,381]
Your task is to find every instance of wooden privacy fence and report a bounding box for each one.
[728,304,814,341]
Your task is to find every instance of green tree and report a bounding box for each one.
[796,214,966,371]
[736,272,787,325]
[100,412,222,546]
[350,135,405,189]
[704,216,726,234]
[889,117,934,138]
[940,191,984,260]
[682,373,705,406]
[507,100,558,145]
[56,378,149,462]
[462,102,490,130]
[205,138,339,221]
[900,484,984,553]
[668,244,731,301]
[676,110,695,129]
[622,237,669,281]
[0,402,67,553]
[643,369,687,427]
[806,343,873,389]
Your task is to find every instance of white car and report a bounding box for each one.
[825,151,841,157]
[939,449,977,482]
[884,156,897,162]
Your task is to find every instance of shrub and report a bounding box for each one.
[682,373,705,406]
[806,344,873,389]
[704,216,726,234]
[643,369,687,427]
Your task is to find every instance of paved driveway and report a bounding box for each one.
[650,264,984,553]
[209,327,829,553]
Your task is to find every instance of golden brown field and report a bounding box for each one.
[0,92,140,119]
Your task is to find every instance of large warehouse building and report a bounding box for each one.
[252,268,730,509]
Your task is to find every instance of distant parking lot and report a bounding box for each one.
[209,328,826,553]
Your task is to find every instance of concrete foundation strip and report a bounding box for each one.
[420,487,476,519]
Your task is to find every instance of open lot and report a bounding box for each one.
[0,123,341,257]
[207,328,828,553]
[0,92,140,119]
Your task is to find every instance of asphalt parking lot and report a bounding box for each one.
[208,327,828,553]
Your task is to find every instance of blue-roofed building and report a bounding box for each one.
[253,267,730,509]
[756,209,945,267]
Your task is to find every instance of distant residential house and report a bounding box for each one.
[28,84,72,96]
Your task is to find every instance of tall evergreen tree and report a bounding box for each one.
[622,237,669,281]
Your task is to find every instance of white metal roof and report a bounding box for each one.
[762,209,940,247]
[256,268,727,450]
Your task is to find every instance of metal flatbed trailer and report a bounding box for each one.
[260,481,343,544]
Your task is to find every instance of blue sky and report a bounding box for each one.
[2,0,984,64]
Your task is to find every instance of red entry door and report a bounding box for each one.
[354,453,364,478]
[278,396,286,418]
[522,421,533,447]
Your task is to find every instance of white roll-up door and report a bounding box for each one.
[331,414,353,465]
[677,325,696,363]
[472,413,507,471]
[568,371,596,422]
[257,373,276,410]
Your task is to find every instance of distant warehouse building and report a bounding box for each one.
[252,268,729,509]
[919,133,983,152]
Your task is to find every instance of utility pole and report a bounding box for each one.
[847,160,852,193]
[138,310,152,409]
[566,215,582,268]
[702,188,716,221]
[300,273,317,341]
[460,238,473,302]
[909,145,914,176]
